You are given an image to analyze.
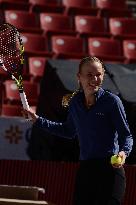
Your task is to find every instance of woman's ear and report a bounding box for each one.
[77,72,80,81]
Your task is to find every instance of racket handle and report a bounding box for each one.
[20,92,30,110]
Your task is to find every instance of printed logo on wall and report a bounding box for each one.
[0,117,32,160]
[4,125,22,144]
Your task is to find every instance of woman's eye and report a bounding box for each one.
[87,74,92,77]
[97,74,101,77]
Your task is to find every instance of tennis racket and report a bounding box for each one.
[0,23,30,110]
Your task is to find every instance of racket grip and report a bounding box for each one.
[20,92,30,110]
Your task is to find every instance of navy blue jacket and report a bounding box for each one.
[35,88,133,160]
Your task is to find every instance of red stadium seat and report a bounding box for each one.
[96,0,127,9]
[0,0,28,2]
[1,104,23,117]
[51,35,86,59]
[40,13,76,36]
[4,80,39,106]
[21,33,53,57]
[0,0,29,11]
[0,9,5,24]
[1,104,37,117]
[0,62,27,81]
[29,57,47,80]
[88,37,125,63]
[123,40,136,63]
[96,0,131,17]
[75,16,110,37]
[109,18,136,39]
[29,0,64,13]
[62,0,98,15]
[4,10,42,34]
[0,66,8,80]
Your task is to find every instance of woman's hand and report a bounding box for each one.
[112,151,126,168]
[22,108,39,123]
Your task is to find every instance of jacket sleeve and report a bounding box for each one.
[111,96,133,157]
[34,112,77,139]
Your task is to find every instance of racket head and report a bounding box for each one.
[0,23,24,76]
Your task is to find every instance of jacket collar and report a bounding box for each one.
[95,87,105,102]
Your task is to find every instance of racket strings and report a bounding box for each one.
[0,23,23,74]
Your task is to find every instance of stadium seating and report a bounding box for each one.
[0,1,135,87]
[0,67,8,80]
[0,0,28,3]
[4,10,42,33]
[96,0,128,9]
[0,61,28,81]
[62,0,98,15]
[75,15,110,37]
[109,18,136,39]
[21,33,53,57]
[123,40,136,63]
[0,0,29,11]
[96,0,131,17]
[0,9,5,24]
[40,13,76,36]
[29,0,64,13]
[88,37,125,62]
[1,104,37,117]
[1,104,23,117]
[51,35,86,59]
[28,57,47,81]
[4,80,39,106]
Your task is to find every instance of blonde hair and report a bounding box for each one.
[79,56,105,73]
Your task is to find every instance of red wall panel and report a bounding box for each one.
[0,161,135,205]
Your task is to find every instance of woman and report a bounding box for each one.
[23,56,133,205]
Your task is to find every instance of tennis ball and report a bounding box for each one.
[111,155,122,165]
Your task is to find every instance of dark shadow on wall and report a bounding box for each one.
[27,60,80,161]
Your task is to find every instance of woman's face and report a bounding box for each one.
[77,61,104,95]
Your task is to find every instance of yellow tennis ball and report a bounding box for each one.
[111,155,122,165]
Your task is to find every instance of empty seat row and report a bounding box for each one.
[0,0,131,17]
[37,0,130,16]
[76,16,136,39]
[2,10,136,40]
[1,37,135,84]
[0,0,29,11]
[1,104,37,117]
[19,34,136,63]
[0,31,135,66]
